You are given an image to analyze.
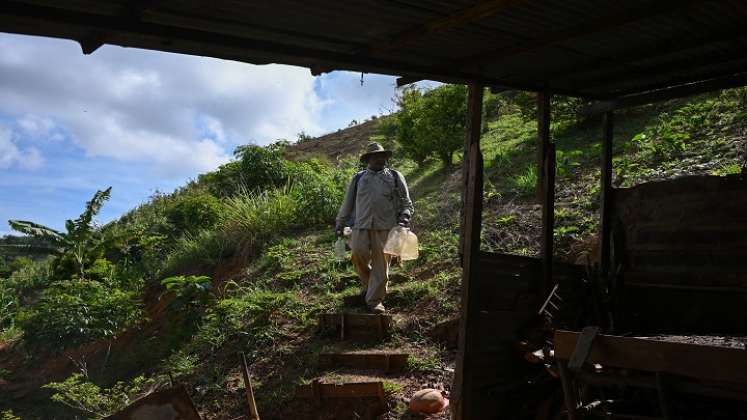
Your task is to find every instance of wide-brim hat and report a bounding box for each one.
[360,142,393,162]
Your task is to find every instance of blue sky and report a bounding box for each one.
[0,33,428,235]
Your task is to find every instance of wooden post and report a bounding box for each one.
[240,352,260,420]
[454,84,484,420]
[536,92,551,201]
[538,92,555,296]
[599,111,614,278]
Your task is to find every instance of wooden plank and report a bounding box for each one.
[599,111,613,278]
[568,326,600,371]
[240,352,260,420]
[319,313,392,330]
[555,330,747,385]
[454,84,484,420]
[104,386,201,420]
[465,0,706,65]
[318,352,409,372]
[296,382,385,399]
[575,371,747,402]
[589,71,747,113]
[365,0,527,56]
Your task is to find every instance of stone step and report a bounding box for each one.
[317,313,392,341]
[318,351,410,372]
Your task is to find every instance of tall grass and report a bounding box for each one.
[163,163,346,277]
[512,165,537,196]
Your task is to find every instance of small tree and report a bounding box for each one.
[416,85,468,166]
[393,87,429,164]
[393,85,468,167]
[9,187,112,279]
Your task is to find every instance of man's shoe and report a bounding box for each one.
[369,303,386,314]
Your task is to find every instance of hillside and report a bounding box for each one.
[0,87,745,419]
[284,118,384,162]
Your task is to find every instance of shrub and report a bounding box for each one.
[16,279,143,351]
[199,289,308,350]
[161,275,212,307]
[234,142,291,191]
[43,373,155,419]
[165,190,222,234]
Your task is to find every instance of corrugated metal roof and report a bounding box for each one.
[1,0,747,98]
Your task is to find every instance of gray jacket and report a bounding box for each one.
[336,168,413,230]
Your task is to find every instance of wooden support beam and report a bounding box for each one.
[536,92,551,200]
[541,142,556,296]
[588,71,747,114]
[454,84,484,420]
[538,92,555,296]
[599,111,614,279]
[77,0,164,55]
[463,0,706,66]
[365,0,526,56]
[546,27,747,84]
[581,48,747,91]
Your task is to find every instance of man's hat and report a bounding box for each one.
[360,142,392,162]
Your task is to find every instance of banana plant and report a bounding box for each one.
[8,187,112,279]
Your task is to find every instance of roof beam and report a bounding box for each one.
[363,0,526,56]
[588,71,747,114]
[0,1,599,97]
[77,0,164,54]
[545,27,747,85]
[577,46,747,91]
[594,58,747,98]
[461,0,707,67]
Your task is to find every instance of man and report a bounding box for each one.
[336,142,414,314]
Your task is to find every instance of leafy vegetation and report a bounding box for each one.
[0,85,745,419]
[43,373,156,419]
[391,85,468,166]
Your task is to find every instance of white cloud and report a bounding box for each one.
[0,34,326,177]
[0,125,45,170]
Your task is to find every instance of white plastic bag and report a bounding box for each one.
[334,237,347,262]
[384,226,419,261]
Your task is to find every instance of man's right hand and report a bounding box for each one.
[335,222,344,237]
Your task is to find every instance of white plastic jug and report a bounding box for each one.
[400,229,419,261]
[384,226,419,261]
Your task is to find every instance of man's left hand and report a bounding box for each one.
[397,214,410,228]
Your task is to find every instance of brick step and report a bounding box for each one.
[318,351,410,372]
[318,313,392,341]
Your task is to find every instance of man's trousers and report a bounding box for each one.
[350,228,391,307]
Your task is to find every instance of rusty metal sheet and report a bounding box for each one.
[104,386,200,420]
